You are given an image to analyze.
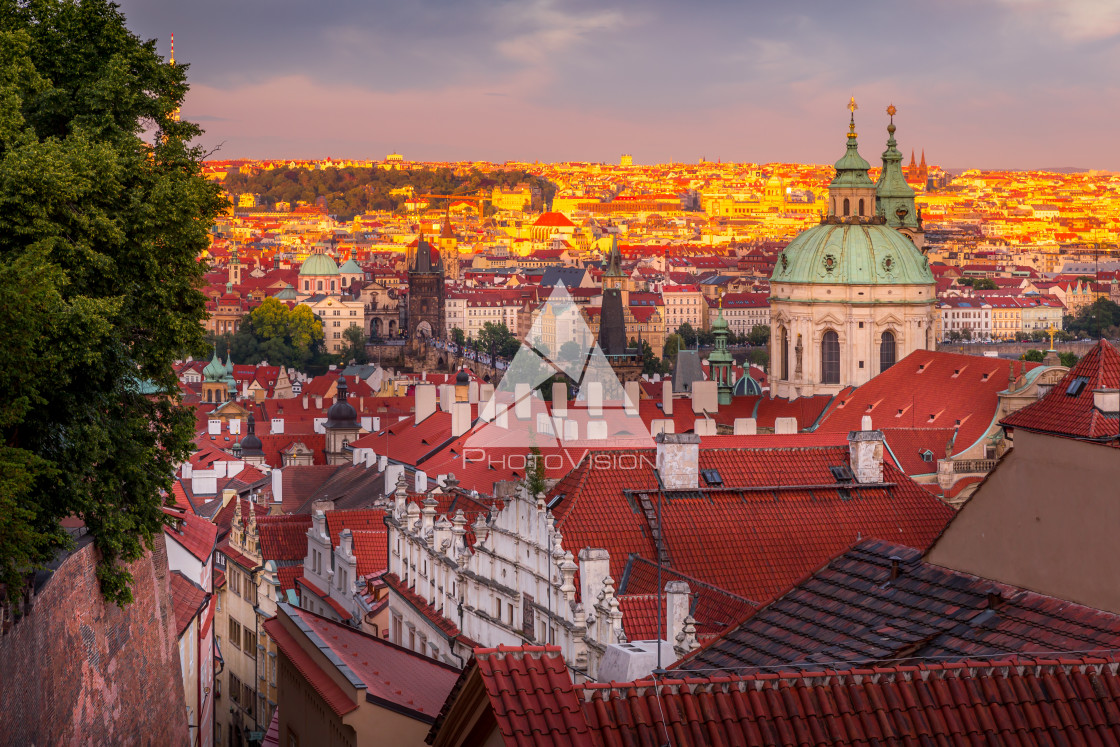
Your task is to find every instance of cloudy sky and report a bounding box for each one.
[118,0,1120,169]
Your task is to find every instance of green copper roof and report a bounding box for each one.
[299,251,340,276]
[771,222,934,286]
[274,283,298,301]
[875,116,919,231]
[830,113,876,190]
[339,258,362,274]
[202,349,225,381]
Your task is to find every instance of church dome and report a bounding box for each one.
[299,251,340,277]
[455,368,470,386]
[771,222,933,287]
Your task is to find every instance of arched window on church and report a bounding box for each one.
[843,198,850,216]
[317,280,323,291]
[780,327,789,380]
[880,331,896,372]
[331,281,336,292]
[304,280,309,291]
[858,198,865,216]
[821,330,840,384]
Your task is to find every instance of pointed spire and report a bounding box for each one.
[920,149,927,168]
[169,33,175,66]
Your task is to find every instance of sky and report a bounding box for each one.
[118,0,1120,169]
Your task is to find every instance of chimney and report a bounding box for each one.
[552,382,568,417]
[655,432,700,490]
[414,383,437,423]
[438,384,454,413]
[665,580,691,644]
[451,401,472,438]
[1093,388,1119,415]
[578,548,611,608]
[302,394,309,410]
[624,381,640,416]
[269,499,283,516]
[691,381,717,415]
[662,379,673,416]
[848,417,886,484]
[514,382,532,420]
[414,470,428,493]
[315,395,323,409]
[774,417,798,435]
[733,418,757,435]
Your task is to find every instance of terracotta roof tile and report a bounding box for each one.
[1003,340,1120,443]
[257,514,313,561]
[169,571,210,639]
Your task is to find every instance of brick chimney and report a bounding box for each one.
[848,415,885,484]
[656,432,700,490]
[1094,388,1119,415]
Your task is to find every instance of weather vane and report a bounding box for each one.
[847,97,858,137]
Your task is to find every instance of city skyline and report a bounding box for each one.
[120,0,1120,169]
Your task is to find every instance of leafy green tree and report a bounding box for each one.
[340,324,368,364]
[676,322,697,348]
[1059,352,1080,368]
[747,324,770,347]
[1021,349,1045,363]
[1066,299,1120,339]
[450,327,466,347]
[477,321,520,359]
[557,340,585,367]
[663,333,683,361]
[0,0,226,604]
[972,278,998,290]
[521,446,548,498]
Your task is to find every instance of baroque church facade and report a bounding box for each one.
[769,103,937,399]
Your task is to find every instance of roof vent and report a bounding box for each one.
[889,556,902,581]
[987,590,1004,610]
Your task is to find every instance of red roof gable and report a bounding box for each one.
[1002,340,1120,442]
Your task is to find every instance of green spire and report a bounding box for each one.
[708,294,735,406]
[830,98,875,190]
[603,235,624,278]
[875,103,919,231]
[202,347,225,382]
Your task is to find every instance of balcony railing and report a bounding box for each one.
[952,459,997,474]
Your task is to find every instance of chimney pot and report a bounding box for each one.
[889,556,901,581]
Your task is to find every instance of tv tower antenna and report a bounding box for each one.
[170,33,175,66]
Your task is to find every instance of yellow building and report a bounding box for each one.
[988,297,1022,340]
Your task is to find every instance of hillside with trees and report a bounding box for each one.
[222,165,556,219]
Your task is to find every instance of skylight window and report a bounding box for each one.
[700,469,723,486]
[829,465,855,483]
[1066,376,1090,396]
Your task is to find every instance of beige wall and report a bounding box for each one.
[926,429,1120,613]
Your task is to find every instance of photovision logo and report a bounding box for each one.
[463,283,655,473]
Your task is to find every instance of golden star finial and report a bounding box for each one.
[887,103,897,119]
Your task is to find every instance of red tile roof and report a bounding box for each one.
[169,571,210,639]
[1002,340,1120,443]
[162,508,217,562]
[581,654,1120,747]
[296,575,352,619]
[816,350,1038,456]
[474,646,596,746]
[257,514,312,561]
[675,538,1120,675]
[349,530,388,577]
[324,509,387,547]
[550,447,953,601]
[262,617,358,717]
[289,605,459,720]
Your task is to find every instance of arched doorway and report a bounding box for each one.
[415,320,433,338]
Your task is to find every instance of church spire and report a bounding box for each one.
[876,103,918,232]
[828,98,876,219]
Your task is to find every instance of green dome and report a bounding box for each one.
[274,283,298,301]
[299,251,340,277]
[339,258,362,274]
[772,222,933,286]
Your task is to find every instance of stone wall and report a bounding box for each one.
[0,534,190,745]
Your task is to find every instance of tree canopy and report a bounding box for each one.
[221,165,556,220]
[0,0,225,605]
[209,297,326,369]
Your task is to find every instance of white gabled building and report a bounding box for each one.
[382,473,633,680]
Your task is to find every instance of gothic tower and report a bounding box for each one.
[407,232,445,339]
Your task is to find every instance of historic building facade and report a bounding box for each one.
[770,104,936,398]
